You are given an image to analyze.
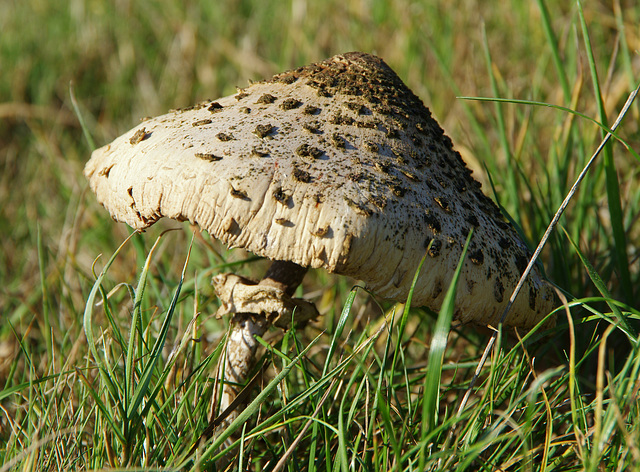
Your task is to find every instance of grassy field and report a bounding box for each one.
[2,0,640,470]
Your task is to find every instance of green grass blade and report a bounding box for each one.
[322,287,358,376]
[391,251,428,377]
[308,286,357,471]
[458,96,640,162]
[563,227,637,341]
[577,0,633,303]
[377,392,402,468]
[366,305,396,468]
[420,230,473,463]
[481,24,518,213]
[187,332,323,468]
[425,36,493,169]
[74,367,126,445]
[613,0,639,115]
[128,237,193,417]
[536,0,571,102]
[83,232,138,401]
[599,345,640,459]
[337,347,374,472]
[36,225,52,359]
[124,233,164,415]
[0,371,72,403]
[69,82,96,151]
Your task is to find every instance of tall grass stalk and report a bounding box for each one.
[2,1,640,470]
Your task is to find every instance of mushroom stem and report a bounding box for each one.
[214,260,308,432]
[216,312,269,420]
[262,260,308,296]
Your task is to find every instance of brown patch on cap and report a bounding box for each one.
[129,128,150,145]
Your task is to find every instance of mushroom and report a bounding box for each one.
[85,51,556,426]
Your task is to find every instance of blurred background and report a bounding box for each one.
[3,0,640,391]
[3,0,639,330]
[1,0,640,468]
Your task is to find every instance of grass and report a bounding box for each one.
[2,0,640,470]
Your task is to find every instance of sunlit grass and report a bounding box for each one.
[2,0,640,470]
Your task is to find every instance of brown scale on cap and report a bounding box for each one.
[229,187,249,200]
[331,133,346,149]
[253,124,275,138]
[281,98,303,110]
[129,127,149,145]
[291,167,312,183]
[208,102,223,112]
[216,132,234,142]
[302,122,321,134]
[251,147,269,157]
[303,105,321,115]
[256,94,277,104]
[195,152,222,162]
[428,239,442,258]
[469,249,485,266]
[85,52,555,329]
[296,144,323,160]
[272,188,291,206]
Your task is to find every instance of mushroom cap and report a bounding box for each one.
[85,52,555,328]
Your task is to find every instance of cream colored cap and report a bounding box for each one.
[85,52,555,328]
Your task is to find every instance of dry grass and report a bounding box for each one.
[2,0,640,470]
